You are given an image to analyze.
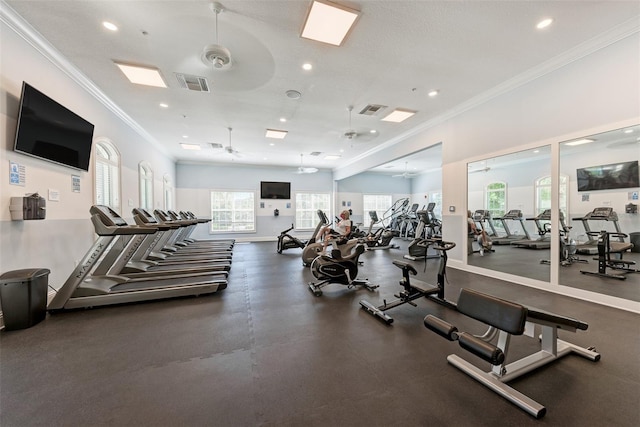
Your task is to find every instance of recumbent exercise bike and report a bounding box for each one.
[308,243,378,297]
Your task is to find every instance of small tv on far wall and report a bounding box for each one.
[576,160,639,192]
[13,82,95,171]
[260,181,291,199]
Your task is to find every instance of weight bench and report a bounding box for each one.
[424,288,600,419]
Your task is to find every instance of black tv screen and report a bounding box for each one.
[260,181,291,199]
[13,82,95,171]
[577,160,639,192]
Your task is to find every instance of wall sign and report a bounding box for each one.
[9,161,26,186]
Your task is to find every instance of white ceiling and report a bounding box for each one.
[4,0,639,174]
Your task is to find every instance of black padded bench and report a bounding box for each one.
[424,288,600,419]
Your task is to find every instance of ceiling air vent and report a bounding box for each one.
[210,143,223,149]
[175,73,210,92]
[359,104,387,116]
[309,152,322,156]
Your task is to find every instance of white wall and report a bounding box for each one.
[175,162,334,240]
[335,33,640,311]
[0,18,176,297]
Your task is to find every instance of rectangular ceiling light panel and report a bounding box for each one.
[115,62,167,88]
[301,0,360,46]
[265,129,288,139]
[180,143,201,150]
[381,109,417,123]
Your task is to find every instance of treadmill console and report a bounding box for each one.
[589,207,616,220]
[90,205,128,227]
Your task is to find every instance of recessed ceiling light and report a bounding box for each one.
[302,63,313,71]
[565,138,594,146]
[180,143,201,150]
[428,90,439,97]
[269,143,275,146]
[339,149,344,153]
[102,21,118,31]
[381,109,417,123]
[280,117,287,123]
[623,128,634,134]
[114,62,167,88]
[159,103,169,108]
[370,129,377,134]
[301,0,360,46]
[265,129,288,139]
[533,150,540,153]
[324,155,341,160]
[536,18,554,29]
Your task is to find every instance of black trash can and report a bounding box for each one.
[630,232,640,253]
[0,268,50,331]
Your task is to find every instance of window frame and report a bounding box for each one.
[535,174,569,217]
[138,161,154,211]
[294,191,331,230]
[93,138,121,213]
[210,189,256,233]
[362,194,393,228]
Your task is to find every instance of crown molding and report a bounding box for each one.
[0,1,174,160]
[338,16,640,172]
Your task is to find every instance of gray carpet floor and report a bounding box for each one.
[1,240,639,426]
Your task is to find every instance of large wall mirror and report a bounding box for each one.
[467,146,552,283]
[559,125,640,302]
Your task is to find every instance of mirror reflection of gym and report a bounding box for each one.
[467,146,552,283]
[558,125,640,302]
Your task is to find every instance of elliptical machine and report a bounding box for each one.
[404,210,438,261]
[308,244,379,296]
[276,224,306,253]
[363,211,399,250]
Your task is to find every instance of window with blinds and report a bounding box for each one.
[139,162,154,211]
[163,174,173,211]
[94,139,120,213]
[362,194,392,228]
[295,192,331,229]
[210,190,255,232]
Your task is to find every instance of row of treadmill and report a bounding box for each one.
[470,206,631,254]
[48,206,233,311]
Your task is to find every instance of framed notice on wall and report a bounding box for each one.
[72,175,81,192]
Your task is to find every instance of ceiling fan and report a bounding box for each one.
[223,127,241,157]
[201,2,232,70]
[392,162,419,178]
[295,154,318,174]
[341,106,378,142]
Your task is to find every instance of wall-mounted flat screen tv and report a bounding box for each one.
[13,82,95,171]
[577,160,639,192]
[260,181,291,199]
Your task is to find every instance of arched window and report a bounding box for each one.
[94,138,121,213]
[139,161,154,211]
[535,175,568,216]
[163,174,173,211]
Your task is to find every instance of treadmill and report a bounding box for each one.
[133,208,232,263]
[122,209,231,274]
[48,205,227,311]
[472,210,498,237]
[573,207,627,255]
[510,209,557,249]
[492,209,531,245]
